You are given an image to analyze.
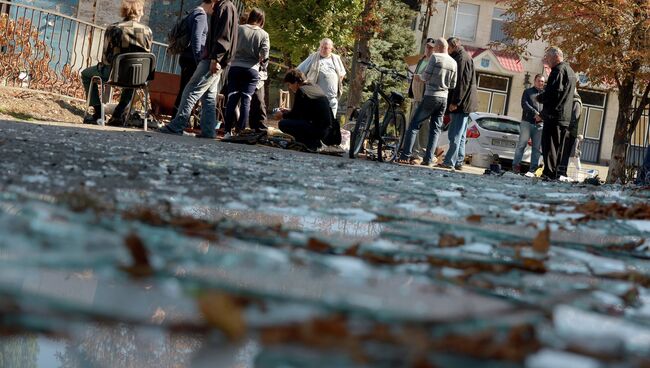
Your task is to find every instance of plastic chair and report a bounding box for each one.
[85,52,156,131]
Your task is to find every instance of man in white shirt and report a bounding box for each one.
[297,38,346,118]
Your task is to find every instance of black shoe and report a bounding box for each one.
[157,126,183,135]
[421,161,432,167]
[454,164,463,171]
[83,115,100,125]
[107,116,125,127]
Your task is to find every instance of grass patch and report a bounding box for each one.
[0,108,36,121]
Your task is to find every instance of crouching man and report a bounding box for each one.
[81,0,153,126]
[274,69,339,151]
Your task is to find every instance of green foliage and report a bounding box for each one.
[0,336,38,368]
[363,0,416,100]
[248,0,364,65]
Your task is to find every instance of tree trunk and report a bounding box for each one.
[418,0,433,54]
[606,80,635,183]
[607,112,631,183]
[346,0,378,118]
[346,37,370,117]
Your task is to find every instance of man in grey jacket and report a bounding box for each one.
[160,0,238,138]
[398,38,457,166]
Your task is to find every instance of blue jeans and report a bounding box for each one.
[513,120,543,170]
[444,112,469,167]
[400,95,446,163]
[225,66,259,132]
[165,59,222,138]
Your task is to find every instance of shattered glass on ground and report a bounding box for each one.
[0,120,649,367]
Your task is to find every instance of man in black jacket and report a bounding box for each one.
[275,69,336,151]
[160,0,238,138]
[537,46,576,179]
[440,37,478,170]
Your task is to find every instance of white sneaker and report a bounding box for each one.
[559,175,571,182]
[223,132,232,139]
[524,171,535,178]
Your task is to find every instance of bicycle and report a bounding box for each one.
[349,61,409,162]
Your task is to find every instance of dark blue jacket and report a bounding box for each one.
[181,7,208,63]
[521,86,543,123]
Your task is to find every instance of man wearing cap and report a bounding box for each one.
[407,38,436,161]
[398,38,457,166]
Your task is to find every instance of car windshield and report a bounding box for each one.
[476,117,521,135]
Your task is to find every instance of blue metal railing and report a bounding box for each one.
[0,0,178,99]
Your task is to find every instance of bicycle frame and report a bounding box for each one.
[370,73,403,162]
[349,61,408,160]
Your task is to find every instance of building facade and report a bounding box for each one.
[413,0,649,165]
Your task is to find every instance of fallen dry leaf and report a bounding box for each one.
[198,292,246,341]
[466,214,483,223]
[438,233,465,248]
[307,238,333,253]
[120,232,154,277]
[532,227,550,254]
[575,201,650,221]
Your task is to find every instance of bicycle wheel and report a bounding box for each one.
[378,111,406,162]
[349,100,375,158]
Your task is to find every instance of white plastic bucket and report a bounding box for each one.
[471,153,492,168]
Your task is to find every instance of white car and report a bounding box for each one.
[437,112,537,166]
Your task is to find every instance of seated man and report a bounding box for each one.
[274,69,334,151]
[82,0,153,125]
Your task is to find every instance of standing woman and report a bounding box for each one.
[223,8,269,138]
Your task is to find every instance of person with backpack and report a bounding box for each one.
[159,0,239,139]
[222,8,269,138]
[169,0,215,119]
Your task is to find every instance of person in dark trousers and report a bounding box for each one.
[223,8,269,138]
[637,145,650,186]
[537,46,576,180]
[558,90,582,179]
[171,0,214,120]
[513,73,545,174]
[160,0,238,138]
[440,37,478,170]
[248,64,269,132]
[274,69,334,151]
[81,0,152,126]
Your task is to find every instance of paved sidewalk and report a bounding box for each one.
[0,118,648,367]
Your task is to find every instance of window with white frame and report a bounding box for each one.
[453,3,479,41]
[490,8,512,44]
[476,73,510,115]
[576,89,607,141]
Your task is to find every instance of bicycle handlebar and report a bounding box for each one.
[360,60,408,80]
